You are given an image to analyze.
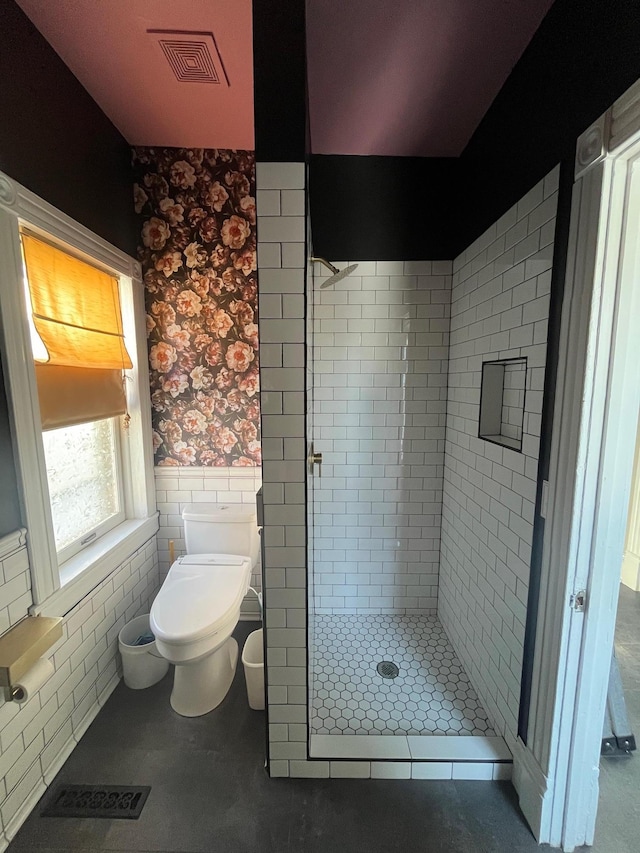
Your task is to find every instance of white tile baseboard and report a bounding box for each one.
[329,761,371,778]
[371,762,411,779]
[452,763,495,780]
[411,762,454,779]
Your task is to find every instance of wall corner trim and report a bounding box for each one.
[0,174,17,209]
[0,171,139,280]
[577,78,640,180]
[575,112,610,180]
[1,777,46,845]
[610,77,640,153]
[512,737,550,842]
[0,528,27,561]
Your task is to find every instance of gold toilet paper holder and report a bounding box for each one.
[0,615,63,701]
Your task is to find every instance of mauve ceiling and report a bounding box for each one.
[16,0,554,157]
[15,0,255,150]
[306,0,555,157]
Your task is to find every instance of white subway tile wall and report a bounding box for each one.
[257,162,309,778]
[256,163,520,778]
[311,262,451,614]
[154,466,263,618]
[438,168,559,750]
[257,162,554,778]
[0,529,160,849]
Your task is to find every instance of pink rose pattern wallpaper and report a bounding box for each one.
[132,148,260,467]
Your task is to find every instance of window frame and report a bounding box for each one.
[0,170,158,617]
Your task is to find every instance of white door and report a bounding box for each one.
[512,80,640,850]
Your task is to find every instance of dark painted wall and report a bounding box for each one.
[466,0,640,743]
[457,0,640,253]
[308,0,640,261]
[0,0,138,535]
[309,155,458,260]
[253,0,306,162]
[0,0,136,256]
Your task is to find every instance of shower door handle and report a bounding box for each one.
[308,445,322,477]
[312,452,322,477]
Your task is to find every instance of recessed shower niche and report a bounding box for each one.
[479,357,527,451]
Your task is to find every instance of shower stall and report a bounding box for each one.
[306,257,500,756]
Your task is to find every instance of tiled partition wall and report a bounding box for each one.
[154,467,262,618]
[256,162,312,777]
[311,262,451,614]
[0,528,160,849]
[439,168,559,750]
[256,164,510,780]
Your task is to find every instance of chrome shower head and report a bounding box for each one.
[310,257,359,289]
[311,256,339,275]
[319,264,359,289]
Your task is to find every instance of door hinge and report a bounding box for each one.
[570,589,586,612]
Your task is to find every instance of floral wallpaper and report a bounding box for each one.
[132,148,260,467]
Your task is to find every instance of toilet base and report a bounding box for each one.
[170,637,239,717]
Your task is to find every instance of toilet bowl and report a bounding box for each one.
[150,554,252,716]
[150,502,259,717]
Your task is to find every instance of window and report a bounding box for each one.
[21,232,132,564]
[0,171,157,616]
[43,418,124,560]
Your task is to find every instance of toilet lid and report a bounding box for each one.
[150,554,251,644]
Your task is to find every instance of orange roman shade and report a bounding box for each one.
[21,233,133,430]
[33,365,128,431]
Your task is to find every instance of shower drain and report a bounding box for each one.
[376,661,399,679]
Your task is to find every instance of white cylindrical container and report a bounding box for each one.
[118,614,169,689]
[182,503,260,566]
[241,629,265,710]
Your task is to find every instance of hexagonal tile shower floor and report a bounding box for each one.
[309,614,496,736]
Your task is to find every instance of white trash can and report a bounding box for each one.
[118,614,169,689]
[242,629,265,710]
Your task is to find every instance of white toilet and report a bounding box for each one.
[150,503,260,717]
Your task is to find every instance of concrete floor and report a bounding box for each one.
[593,584,640,853]
[7,596,639,853]
[8,622,549,853]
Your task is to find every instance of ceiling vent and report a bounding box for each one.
[147,30,229,86]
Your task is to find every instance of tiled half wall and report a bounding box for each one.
[310,261,451,614]
[439,169,558,750]
[0,529,160,850]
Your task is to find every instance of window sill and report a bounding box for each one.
[31,514,159,617]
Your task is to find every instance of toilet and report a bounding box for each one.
[150,503,260,717]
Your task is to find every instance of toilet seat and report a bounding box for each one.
[150,554,251,645]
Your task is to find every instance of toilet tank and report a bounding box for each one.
[182,503,260,566]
